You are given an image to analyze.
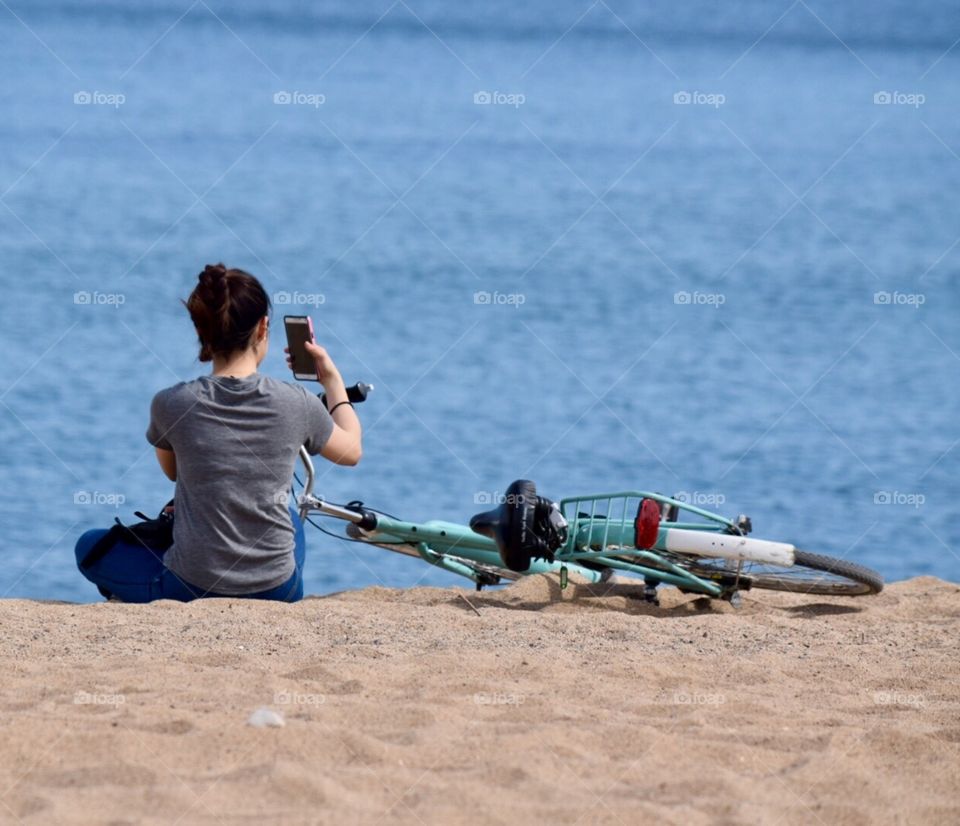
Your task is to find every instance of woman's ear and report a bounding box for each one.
[258,316,269,342]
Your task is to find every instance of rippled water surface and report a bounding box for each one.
[1,0,958,600]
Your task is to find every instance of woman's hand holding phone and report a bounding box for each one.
[304,340,341,388]
[282,316,363,464]
[283,340,341,389]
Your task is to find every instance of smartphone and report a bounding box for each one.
[284,315,318,381]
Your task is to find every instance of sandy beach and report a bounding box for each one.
[0,575,957,825]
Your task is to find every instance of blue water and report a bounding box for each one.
[1,0,958,601]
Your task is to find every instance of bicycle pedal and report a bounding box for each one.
[628,584,660,606]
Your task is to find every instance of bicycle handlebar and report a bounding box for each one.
[319,381,373,409]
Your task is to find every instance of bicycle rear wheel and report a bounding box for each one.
[746,550,882,595]
[683,550,883,597]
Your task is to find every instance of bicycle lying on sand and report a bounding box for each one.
[295,385,883,606]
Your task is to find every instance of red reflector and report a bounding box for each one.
[634,499,661,549]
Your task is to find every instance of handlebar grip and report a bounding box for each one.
[319,382,373,409]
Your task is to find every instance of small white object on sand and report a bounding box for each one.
[247,707,285,728]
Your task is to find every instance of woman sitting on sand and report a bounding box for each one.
[75,264,362,602]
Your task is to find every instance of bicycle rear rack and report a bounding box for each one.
[559,491,733,555]
[555,492,735,599]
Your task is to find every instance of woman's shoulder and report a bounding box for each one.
[151,376,219,408]
[153,375,314,409]
[151,380,188,403]
[258,375,314,403]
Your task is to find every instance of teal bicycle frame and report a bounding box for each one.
[296,448,738,599]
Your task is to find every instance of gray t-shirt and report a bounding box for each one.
[145,374,333,595]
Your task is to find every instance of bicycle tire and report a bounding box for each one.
[680,549,883,596]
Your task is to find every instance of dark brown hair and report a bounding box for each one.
[184,263,271,362]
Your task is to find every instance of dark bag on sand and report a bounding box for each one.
[78,501,175,570]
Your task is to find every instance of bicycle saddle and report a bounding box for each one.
[469,479,568,572]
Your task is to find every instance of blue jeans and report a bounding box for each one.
[75,507,306,603]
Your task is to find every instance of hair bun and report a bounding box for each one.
[199,263,228,288]
[184,264,270,363]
